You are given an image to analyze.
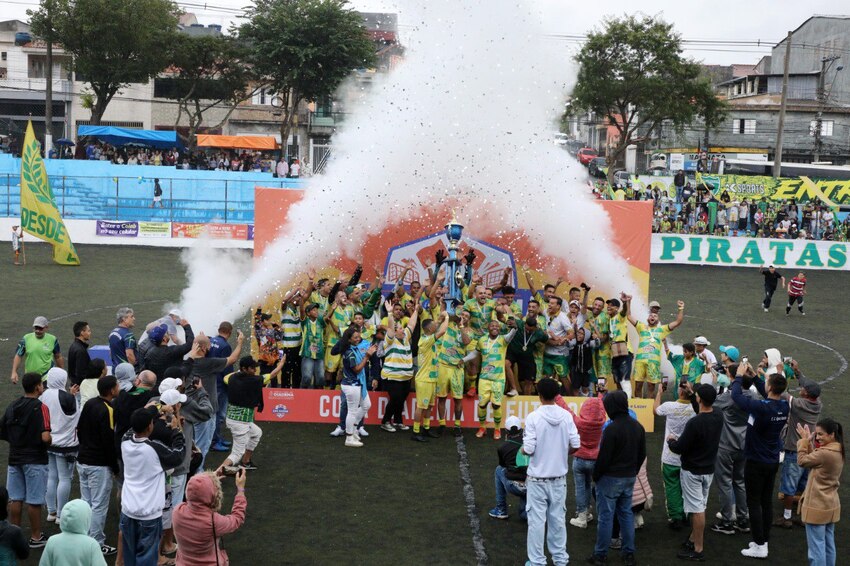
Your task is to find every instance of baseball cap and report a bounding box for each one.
[33,316,49,328]
[149,324,168,345]
[695,383,717,406]
[168,308,183,318]
[505,416,522,431]
[719,345,740,362]
[305,303,320,312]
[159,377,183,394]
[648,301,661,310]
[694,336,711,346]
[568,300,580,307]
[802,381,822,399]
[160,388,187,406]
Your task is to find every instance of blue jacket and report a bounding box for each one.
[731,377,789,464]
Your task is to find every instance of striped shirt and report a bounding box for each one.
[280,305,302,348]
[416,334,439,382]
[438,323,466,367]
[381,328,413,381]
[327,304,354,350]
[788,276,806,296]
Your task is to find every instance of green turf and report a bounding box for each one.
[2,245,849,565]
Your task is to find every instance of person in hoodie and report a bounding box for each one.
[731,350,790,560]
[567,327,598,397]
[173,378,213,502]
[38,499,107,566]
[0,372,52,549]
[557,390,606,529]
[775,360,822,529]
[40,368,80,523]
[521,378,580,566]
[587,390,646,566]
[0,486,29,563]
[113,363,136,396]
[488,415,528,521]
[172,470,247,566]
[143,322,195,383]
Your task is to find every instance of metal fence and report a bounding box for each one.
[1,173,295,224]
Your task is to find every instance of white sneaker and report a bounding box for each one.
[569,511,588,528]
[46,513,57,523]
[381,423,396,433]
[358,426,369,437]
[329,426,344,437]
[741,542,768,558]
[344,435,363,448]
[764,308,769,313]
[507,389,518,397]
[634,511,645,529]
[716,510,737,521]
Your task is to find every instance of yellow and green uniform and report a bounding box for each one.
[381,315,409,330]
[308,290,330,317]
[588,311,612,379]
[633,322,672,384]
[16,332,60,377]
[463,298,496,338]
[531,314,547,379]
[667,352,706,385]
[437,322,468,399]
[300,317,325,360]
[280,305,302,350]
[476,332,512,407]
[222,371,272,423]
[381,328,414,381]
[415,334,439,409]
[325,304,354,372]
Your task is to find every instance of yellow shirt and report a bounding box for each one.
[477,334,510,381]
[416,334,439,382]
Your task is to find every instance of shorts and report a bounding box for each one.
[680,469,713,514]
[415,380,437,409]
[437,363,464,399]
[779,450,809,495]
[542,354,569,378]
[633,359,662,384]
[324,348,341,373]
[478,379,505,407]
[7,464,48,505]
[506,352,536,381]
[594,349,612,379]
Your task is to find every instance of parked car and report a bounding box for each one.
[613,170,631,186]
[577,147,598,165]
[588,157,608,178]
[553,132,569,146]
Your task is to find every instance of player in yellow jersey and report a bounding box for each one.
[472,319,517,440]
[463,280,497,397]
[324,290,354,389]
[411,311,450,442]
[436,311,472,437]
[587,296,612,391]
[625,294,685,399]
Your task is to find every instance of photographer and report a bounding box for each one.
[707,344,741,393]
[173,470,247,566]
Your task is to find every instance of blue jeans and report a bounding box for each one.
[805,522,836,566]
[301,357,325,388]
[6,464,48,505]
[494,466,527,519]
[779,450,809,495]
[77,464,113,544]
[194,418,216,470]
[212,384,229,445]
[573,457,595,513]
[526,477,568,566]
[338,389,364,429]
[47,452,76,516]
[120,513,162,566]
[594,475,636,558]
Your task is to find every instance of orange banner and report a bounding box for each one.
[171,222,249,240]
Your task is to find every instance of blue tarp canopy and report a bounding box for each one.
[77,126,183,150]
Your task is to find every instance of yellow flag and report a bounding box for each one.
[19,121,80,265]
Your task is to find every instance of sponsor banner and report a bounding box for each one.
[172,222,249,240]
[138,221,171,238]
[247,224,254,241]
[96,220,139,237]
[698,174,850,206]
[255,390,655,432]
[652,234,850,271]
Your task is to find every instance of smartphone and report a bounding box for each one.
[598,378,607,389]
[742,357,749,365]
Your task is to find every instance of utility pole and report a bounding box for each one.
[814,54,840,163]
[773,31,792,178]
[43,0,54,158]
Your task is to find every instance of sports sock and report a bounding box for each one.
[413,422,420,434]
[439,418,446,426]
[423,419,430,429]
[454,418,462,427]
[478,405,487,422]
[493,405,503,427]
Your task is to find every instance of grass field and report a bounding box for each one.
[2,243,849,565]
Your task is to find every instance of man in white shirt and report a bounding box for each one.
[693,336,716,385]
[654,379,696,529]
[522,378,581,566]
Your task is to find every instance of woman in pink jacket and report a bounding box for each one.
[172,470,247,566]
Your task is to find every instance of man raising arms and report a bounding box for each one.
[473,318,517,439]
[625,295,684,399]
[543,297,572,394]
[411,312,450,442]
[435,311,472,437]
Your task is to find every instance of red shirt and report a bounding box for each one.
[788,276,806,297]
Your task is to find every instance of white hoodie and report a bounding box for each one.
[39,368,80,451]
[522,404,581,478]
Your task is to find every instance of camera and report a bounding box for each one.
[712,362,727,375]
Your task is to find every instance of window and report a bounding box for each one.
[732,119,756,135]
[28,55,46,78]
[809,120,834,137]
[252,88,272,106]
[1,52,6,61]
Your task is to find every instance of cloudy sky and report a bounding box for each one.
[2,0,845,66]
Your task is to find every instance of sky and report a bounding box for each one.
[1,0,846,66]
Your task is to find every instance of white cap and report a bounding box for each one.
[168,308,183,318]
[694,336,711,346]
[159,377,183,394]
[159,389,187,406]
[505,415,522,431]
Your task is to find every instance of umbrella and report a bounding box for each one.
[54,138,75,146]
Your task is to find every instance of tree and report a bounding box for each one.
[164,34,257,150]
[694,84,728,170]
[571,15,719,184]
[30,0,179,125]
[239,0,375,153]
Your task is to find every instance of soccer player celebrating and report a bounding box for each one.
[506,316,549,395]
[463,277,497,397]
[411,312,450,442]
[543,297,572,393]
[473,319,517,439]
[436,310,472,437]
[786,272,807,316]
[324,290,354,389]
[625,295,684,399]
[588,297,613,392]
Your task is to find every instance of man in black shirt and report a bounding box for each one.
[760,266,785,313]
[0,372,51,548]
[143,321,195,382]
[488,415,528,520]
[668,383,723,561]
[66,321,92,387]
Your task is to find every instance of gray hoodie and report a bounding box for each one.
[714,389,755,454]
[173,385,213,476]
[782,372,822,452]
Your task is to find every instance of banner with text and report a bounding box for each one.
[255,389,655,432]
[172,222,250,240]
[96,220,139,237]
[652,234,849,270]
[138,221,171,238]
